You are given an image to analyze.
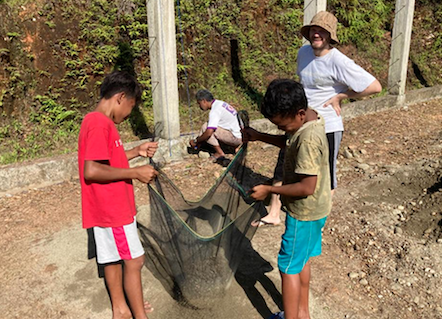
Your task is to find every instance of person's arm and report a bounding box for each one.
[125,141,159,161]
[84,160,158,184]
[189,128,216,148]
[250,174,317,201]
[241,127,286,149]
[325,79,382,116]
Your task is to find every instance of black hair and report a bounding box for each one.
[260,79,308,119]
[100,70,142,106]
[195,89,214,102]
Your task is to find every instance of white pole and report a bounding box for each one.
[388,0,415,97]
[303,0,327,44]
[146,0,180,141]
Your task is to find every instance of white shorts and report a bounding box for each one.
[93,217,145,264]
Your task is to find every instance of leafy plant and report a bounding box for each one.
[6,32,21,38]
[30,94,79,127]
[45,21,56,28]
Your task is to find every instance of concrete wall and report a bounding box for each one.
[1,85,442,196]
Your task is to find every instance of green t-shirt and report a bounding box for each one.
[281,116,332,221]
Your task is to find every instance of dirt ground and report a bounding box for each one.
[1,99,442,319]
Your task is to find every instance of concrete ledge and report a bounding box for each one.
[342,95,399,120]
[342,85,442,120]
[0,155,78,196]
[405,85,442,105]
[1,86,442,196]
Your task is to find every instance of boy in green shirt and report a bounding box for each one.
[243,79,331,319]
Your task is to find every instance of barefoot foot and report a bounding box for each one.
[251,216,281,227]
[144,301,154,313]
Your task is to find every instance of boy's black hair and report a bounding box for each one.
[260,79,307,119]
[195,89,214,102]
[100,71,142,106]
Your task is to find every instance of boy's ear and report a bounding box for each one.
[297,108,306,118]
[116,92,125,104]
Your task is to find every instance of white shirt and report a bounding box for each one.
[207,100,241,138]
[297,46,376,133]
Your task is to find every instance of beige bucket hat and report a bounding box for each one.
[301,11,339,44]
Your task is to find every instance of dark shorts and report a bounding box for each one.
[273,148,285,182]
[326,131,343,190]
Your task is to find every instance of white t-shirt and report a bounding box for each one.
[207,100,241,138]
[297,46,376,133]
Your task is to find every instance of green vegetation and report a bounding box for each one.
[0,0,441,165]
[0,0,152,164]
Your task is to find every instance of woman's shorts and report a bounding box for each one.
[273,148,285,182]
[93,217,144,265]
[326,131,343,190]
[278,214,327,275]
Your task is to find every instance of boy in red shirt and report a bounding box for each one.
[78,71,158,319]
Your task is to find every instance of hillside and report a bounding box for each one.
[0,0,441,164]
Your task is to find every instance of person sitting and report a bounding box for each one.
[189,89,242,162]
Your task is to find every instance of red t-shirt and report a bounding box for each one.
[78,112,136,228]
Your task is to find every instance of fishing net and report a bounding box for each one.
[138,143,268,307]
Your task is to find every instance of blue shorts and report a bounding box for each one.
[278,214,327,275]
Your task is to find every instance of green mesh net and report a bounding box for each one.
[138,144,267,307]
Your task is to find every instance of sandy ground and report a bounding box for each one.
[1,99,442,319]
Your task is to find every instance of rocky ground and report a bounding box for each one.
[1,99,442,319]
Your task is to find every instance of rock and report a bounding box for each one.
[383,165,398,174]
[198,151,211,159]
[394,227,403,235]
[348,144,358,151]
[343,149,353,159]
[360,279,369,285]
[391,283,402,291]
[360,149,368,155]
[357,163,370,171]
[262,144,276,150]
[349,272,359,279]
